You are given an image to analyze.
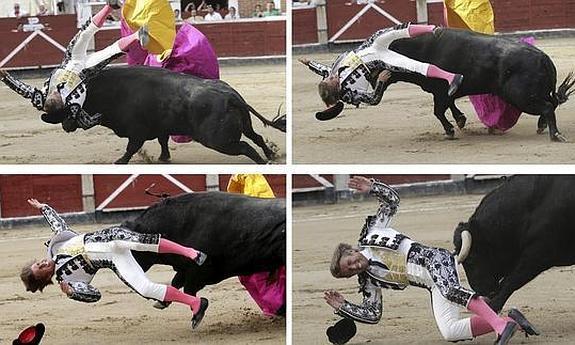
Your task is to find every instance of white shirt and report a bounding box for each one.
[204,12,223,21]
[224,13,239,19]
[9,9,29,18]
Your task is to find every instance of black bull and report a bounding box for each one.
[370,28,575,140]
[453,175,575,312]
[50,66,285,164]
[121,192,286,311]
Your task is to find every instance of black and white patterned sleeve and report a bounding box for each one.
[336,275,383,324]
[352,81,389,106]
[40,205,71,234]
[1,72,45,110]
[307,60,331,78]
[64,281,102,303]
[370,179,400,218]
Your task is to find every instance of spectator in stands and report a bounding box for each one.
[184,1,196,14]
[263,1,280,16]
[56,0,65,13]
[9,3,29,18]
[252,4,264,17]
[36,1,50,16]
[203,4,222,21]
[186,9,204,22]
[224,6,239,20]
[174,8,181,21]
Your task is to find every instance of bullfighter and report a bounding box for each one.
[0,0,148,129]
[325,176,538,344]
[20,199,209,329]
[300,23,464,120]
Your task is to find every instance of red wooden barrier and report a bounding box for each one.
[0,175,82,217]
[0,16,285,69]
[93,175,208,210]
[292,7,318,45]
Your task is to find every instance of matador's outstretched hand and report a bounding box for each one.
[348,176,371,193]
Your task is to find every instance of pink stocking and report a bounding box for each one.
[163,286,201,313]
[408,24,436,37]
[117,31,140,51]
[467,297,508,335]
[427,64,455,83]
[92,5,114,28]
[159,238,199,260]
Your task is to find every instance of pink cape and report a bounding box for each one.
[471,37,535,132]
[239,266,286,316]
[121,21,220,142]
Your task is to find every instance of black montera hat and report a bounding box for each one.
[326,318,356,345]
[315,101,344,121]
[12,323,45,345]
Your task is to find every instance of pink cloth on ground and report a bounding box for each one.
[121,21,220,143]
[238,266,286,316]
[471,37,535,132]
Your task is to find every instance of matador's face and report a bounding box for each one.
[338,249,369,278]
[31,258,55,281]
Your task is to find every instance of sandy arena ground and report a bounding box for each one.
[293,193,575,344]
[0,223,285,344]
[0,62,286,164]
[293,37,575,163]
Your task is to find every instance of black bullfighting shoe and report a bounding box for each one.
[326,318,357,345]
[315,101,344,121]
[494,321,519,345]
[138,25,150,48]
[508,308,540,336]
[107,0,123,10]
[448,74,464,97]
[191,298,209,329]
[194,251,207,266]
[153,300,172,310]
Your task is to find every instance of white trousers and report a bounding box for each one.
[431,287,474,341]
[69,22,123,72]
[86,240,167,301]
[358,27,430,76]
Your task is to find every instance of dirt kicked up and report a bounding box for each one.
[0,224,285,344]
[293,37,575,164]
[293,193,575,344]
[0,62,286,164]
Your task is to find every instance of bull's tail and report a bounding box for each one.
[245,103,287,133]
[553,71,575,106]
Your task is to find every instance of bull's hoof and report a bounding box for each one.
[551,133,568,142]
[153,301,171,310]
[114,157,130,164]
[191,298,209,329]
[444,132,457,140]
[536,127,546,134]
[456,116,467,129]
[158,156,171,164]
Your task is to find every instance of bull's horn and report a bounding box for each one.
[456,230,472,264]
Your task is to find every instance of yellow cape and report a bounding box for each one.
[226,174,275,199]
[122,0,176,55]
[444,0,494,34]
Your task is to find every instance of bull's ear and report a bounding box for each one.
[121,220,137,231]
[315,101,344,121]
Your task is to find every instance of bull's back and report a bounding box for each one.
[125,192,286,273]
[82,67,239,138]
[390,28,553,94]
[469,176,575,250]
